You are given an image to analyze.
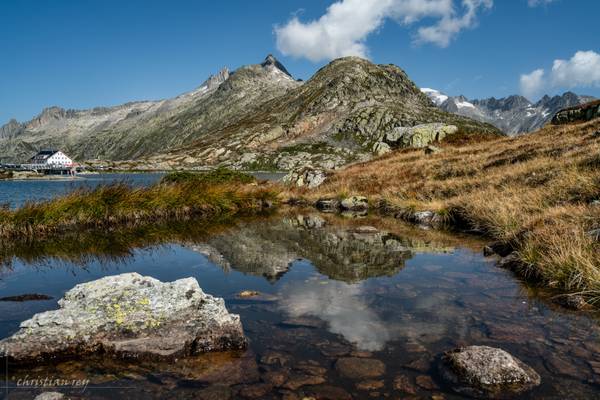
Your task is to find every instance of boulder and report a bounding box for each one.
[385,123,458,149]
[340,196,368,211]
[372,141,391,156]
[0,273,246,365]
[283,168,329,189]
[440,345,541,398]
[315,198,341,213]
[551,100,600,125]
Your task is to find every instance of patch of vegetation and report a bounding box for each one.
[298,119,600,303]
[160,167,255,185]
[0,171,277,241]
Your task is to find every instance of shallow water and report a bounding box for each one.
[0,213,599,399]
[0,173,165,209]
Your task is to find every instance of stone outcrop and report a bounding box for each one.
[0,273,246,365]
[552,100,600,125]
[440,345,541,398]
[383,123,458,149]
[283,168,330,189]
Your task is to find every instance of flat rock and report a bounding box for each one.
[0,273,246,364]
[335,357,385,379]
[440,345,541,398]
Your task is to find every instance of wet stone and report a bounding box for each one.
[238,383,273,398]
[416,375,439,390]
[260,351,292,367]
[544,355,585,379]
[403,355,432,372]
[282,372,327,390]
[196,385,233,400]
[393,375,417,394]
[356,379,385,390]
[261,369,289,387]
[335,357,386,379]
[304,384,352,400]
[440,346,541,398]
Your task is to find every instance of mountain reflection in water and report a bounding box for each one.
[2,212,600,399]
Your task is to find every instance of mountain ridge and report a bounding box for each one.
[0,55,500,169]
[421,88,596,135]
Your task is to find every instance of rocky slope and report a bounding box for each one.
[422,88,595,135]
[0,56,500,169]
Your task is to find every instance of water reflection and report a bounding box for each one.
[280,279,392,351]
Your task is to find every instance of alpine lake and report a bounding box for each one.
[1,174,599,399]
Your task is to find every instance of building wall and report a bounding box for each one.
[46,152,73,166]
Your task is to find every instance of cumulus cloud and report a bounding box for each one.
[520,69,545,99]
[551,51,600,88]
[275,0,493,62]
[520,50,600,98]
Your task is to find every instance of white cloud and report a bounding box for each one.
[275,0,493,62]
[416,0,493,47]
[551,51,600,88]
[519,50,600,98]
[527,0,557,7]
[520,69,545,99]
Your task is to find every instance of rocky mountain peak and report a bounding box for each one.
[201,67,230,90]
[423,88,596,135]
[260,54,292,78]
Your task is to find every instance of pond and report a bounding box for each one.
[0,213,599,399]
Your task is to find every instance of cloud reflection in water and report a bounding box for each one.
[279,278,392,351]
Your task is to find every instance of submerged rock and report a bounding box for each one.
[440,345,541,398]
[0,293,53,302]
[335,357,385,379]
[552,295,590,310]
[0,273,246,364]
[315,198,341,212]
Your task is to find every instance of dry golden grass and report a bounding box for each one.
[290,120,600,300]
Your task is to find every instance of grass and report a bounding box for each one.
[289,119,600,302]
[0,169,278,240]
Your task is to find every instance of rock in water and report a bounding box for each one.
[0,273,246,365]
[440,345,541,398]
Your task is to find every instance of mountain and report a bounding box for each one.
[421,88,596,135]
[0,56,500,169]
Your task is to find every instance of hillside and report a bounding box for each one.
[0,56,500,169]
[293,118,600,303]
[422,88,595,135]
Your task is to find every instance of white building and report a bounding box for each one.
[29,150,74,167]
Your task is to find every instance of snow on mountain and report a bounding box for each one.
[420,88,596,135]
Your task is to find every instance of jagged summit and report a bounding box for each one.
[0,55,497,167]
[422,88,596,135]
[201,67,230,90]
[260,54,292,78]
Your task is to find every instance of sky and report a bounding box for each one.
[1,0,599,124]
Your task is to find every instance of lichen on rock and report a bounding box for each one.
[0,273,247,365]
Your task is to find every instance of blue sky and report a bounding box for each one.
[1,0,599,124]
